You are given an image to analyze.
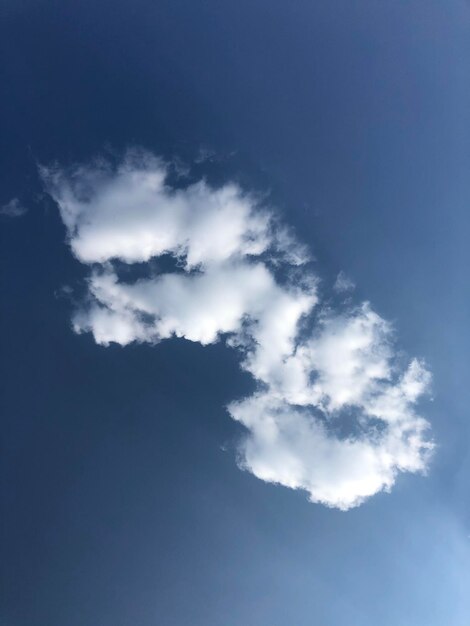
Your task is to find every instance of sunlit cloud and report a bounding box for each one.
[43,150,434,510]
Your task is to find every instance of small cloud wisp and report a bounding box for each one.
[1,198,27,218]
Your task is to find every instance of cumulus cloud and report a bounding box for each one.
[43,153,306,268]
[43,150,433,510]
[0,198,27,217]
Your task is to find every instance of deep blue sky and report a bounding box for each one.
[1,1,470,625]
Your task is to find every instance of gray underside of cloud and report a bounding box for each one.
[43,150,434,510]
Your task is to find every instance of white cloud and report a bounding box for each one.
[229,307,433,510]
[229,392,431,510]
[42,153,306,268]
[43,150,434,510]
[0,198,27,217]
[78,261,315,348]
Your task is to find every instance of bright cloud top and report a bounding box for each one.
[43,151,433,510]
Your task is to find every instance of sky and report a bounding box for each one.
[1,1,470,625]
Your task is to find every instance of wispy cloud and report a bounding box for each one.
[42,150,434,510]
[333,270,355,294]
[0,198,27,218]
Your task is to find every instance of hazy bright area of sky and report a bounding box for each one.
[1,1,470,625]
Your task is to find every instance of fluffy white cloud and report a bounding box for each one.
[42,153,306,268]
[229,392,431,510]
[78,261,316,349]
[43,151,434,510]
[229,308,433,510]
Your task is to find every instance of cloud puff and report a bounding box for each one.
[43,153,306,268]
[0,198,27,218]
[43,151,433,510]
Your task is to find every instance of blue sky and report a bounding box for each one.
[1,1,470,624]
